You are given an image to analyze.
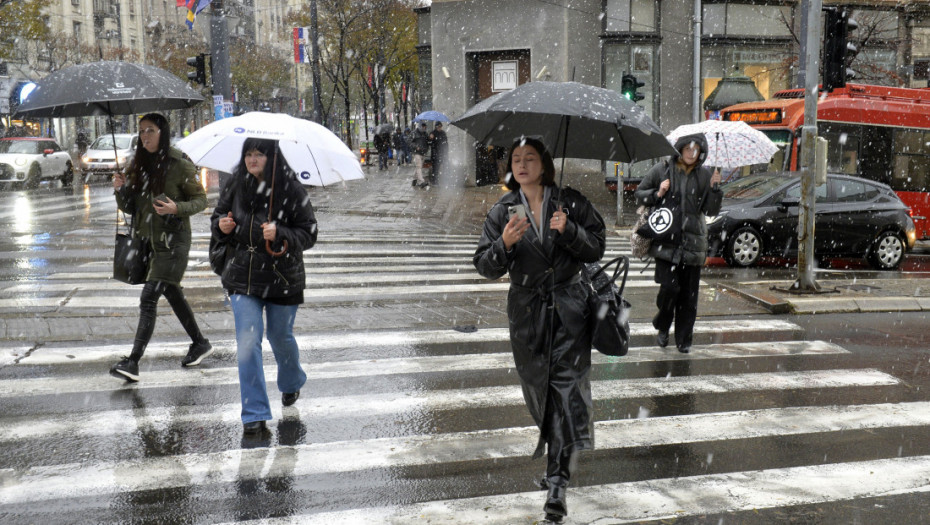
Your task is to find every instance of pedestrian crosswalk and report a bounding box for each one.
[1,190,929,523]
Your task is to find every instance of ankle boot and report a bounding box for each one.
[542,448,573,520]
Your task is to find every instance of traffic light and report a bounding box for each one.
[620,73,645,102]
[187,54,206,85]
[822,8,857,92]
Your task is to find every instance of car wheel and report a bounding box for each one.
[724,226,762,267]
[60,162,74,186]
[868,231,904,270]
[25,164,41,189]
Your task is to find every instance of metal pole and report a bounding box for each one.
[210,0,231,101]
[793,0,822,291]
[797,0,809,88]
[309,0,323,123]
[692,0,702,122]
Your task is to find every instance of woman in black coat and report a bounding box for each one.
[210,138,317,435]
[473,137,605,523]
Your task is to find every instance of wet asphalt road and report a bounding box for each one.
[1,173,930,524]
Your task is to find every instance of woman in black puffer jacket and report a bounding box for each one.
[635,133,722,354]
[210,138,317,435]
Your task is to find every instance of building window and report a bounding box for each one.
[605,0,657,33]
[702,3,792,37]
[73,21,82,40]
[703,45,792,100]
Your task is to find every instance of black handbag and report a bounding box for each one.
[113,211,151,285]
[583,256,631,357]
[208,235,233,277]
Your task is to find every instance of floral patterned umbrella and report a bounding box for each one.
[666,119,778,169]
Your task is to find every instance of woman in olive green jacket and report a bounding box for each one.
[109,113,211,382]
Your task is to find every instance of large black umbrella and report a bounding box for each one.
[14,61,204,176]
[14,61,204,118]
[452,81,676,164]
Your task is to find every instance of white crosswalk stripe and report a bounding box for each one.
[0,195,922,523]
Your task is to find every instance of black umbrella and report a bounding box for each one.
[14,61,204,118]
[452,81,676,165]
[14,61,204,175]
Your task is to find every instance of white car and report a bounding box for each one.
[0,137,74,188]
[81,133,138,180]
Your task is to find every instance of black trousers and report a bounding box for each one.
[129,280,204,361]
[652,258,702,349]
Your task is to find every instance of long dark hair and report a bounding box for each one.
[504,136,557,191]
[127,113,171,195]
[234,138,294,219]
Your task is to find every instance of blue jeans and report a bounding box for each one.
[230,294,306,424]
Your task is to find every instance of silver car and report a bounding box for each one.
[81,133,138,179]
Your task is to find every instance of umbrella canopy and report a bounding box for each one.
[414,110,450,122]
[175,112,363,187]
[14,61,204,118]
[373,123,394,135]
[452,81,676,163]
[666,120,778,169]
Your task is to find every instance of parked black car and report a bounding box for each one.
[707,172,916,270]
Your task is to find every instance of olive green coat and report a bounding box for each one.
[114,147,207,285]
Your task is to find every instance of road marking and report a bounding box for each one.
[224,455,930,524]
[19,319,803,365]
[0,365,897,407]
[1,402,926,506]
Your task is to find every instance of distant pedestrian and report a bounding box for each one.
[374,129,390,170]
[392,128,407,166]
[410,121,430,188]
[428,122,448,184]
[109,113,212,382]
[403,127,413,164]
[634,133,722,354]
[473,137,606,523]
[210,138,318,435]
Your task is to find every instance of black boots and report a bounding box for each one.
[542,449,574,522]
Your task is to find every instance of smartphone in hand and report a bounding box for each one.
[154,193,168,204]
[507,204,527,221]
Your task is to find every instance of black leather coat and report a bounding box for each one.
[474,186,606,457]
[210,172,317,301]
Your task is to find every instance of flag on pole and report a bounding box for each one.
[185,0,212,30]
[293,27,311,64]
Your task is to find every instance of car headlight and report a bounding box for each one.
[706,211,728,225]
[117,156,127,165]
[14,157,26,166]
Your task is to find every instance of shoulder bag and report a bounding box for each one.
[629,205,652,259]
[583,256,631,357]
[113,210,151,285]
[209,234,233,277]
[635,168,682,243]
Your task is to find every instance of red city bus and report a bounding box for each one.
[720,83,930,239]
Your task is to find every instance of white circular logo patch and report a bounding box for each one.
[648,208,674,234]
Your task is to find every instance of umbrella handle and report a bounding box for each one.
[265,145,287,258]
[266,238,288,257]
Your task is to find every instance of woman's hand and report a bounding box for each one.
[219,211,236,234]
[502,214,529,250]
[710,169,722,188]
[261,221,277,241]
[153,195,178,215]
[656,178,671,198]
[550,208,568,234]
[112,172,125,190]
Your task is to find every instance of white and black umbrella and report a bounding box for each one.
[14,61,204,118]
[175,111,363,187]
